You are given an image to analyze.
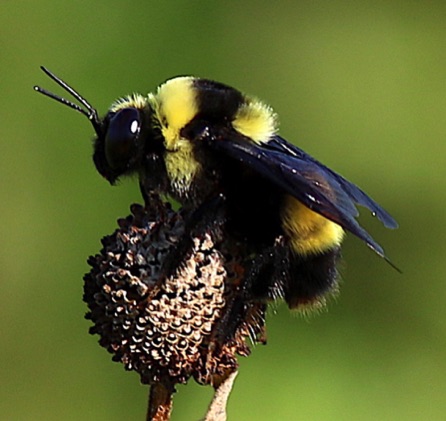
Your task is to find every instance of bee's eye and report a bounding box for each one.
[105,108,141,170]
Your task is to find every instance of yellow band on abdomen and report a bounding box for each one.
[281,195,344,255]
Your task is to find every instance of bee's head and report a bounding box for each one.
[92,102,153,184]
[34,66,158,184]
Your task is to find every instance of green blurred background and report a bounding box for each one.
[2,1,445,420]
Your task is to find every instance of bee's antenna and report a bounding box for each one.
[34,66,102,137]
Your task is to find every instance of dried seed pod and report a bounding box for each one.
[83,198,266,393]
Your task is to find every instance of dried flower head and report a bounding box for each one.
[83,198,266,397]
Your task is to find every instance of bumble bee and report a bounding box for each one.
[34,66,398,310]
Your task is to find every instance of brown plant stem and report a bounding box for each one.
[146,383,173,421]
[202,370,238,421]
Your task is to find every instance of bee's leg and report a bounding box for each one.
[245,236,290,302]
[161,193,227,279]
[208,239,287,348]
[139,179,153,207]
[209,292,267,350]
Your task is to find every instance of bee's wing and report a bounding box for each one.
[269,136,398,229]
[207,129,397,260]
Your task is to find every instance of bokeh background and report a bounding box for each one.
[2,1,445,420]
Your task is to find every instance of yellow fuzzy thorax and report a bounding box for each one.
[282,195,344,255]
[150,77,198,151]
[232,98,278,144]
[149,77,201,194]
